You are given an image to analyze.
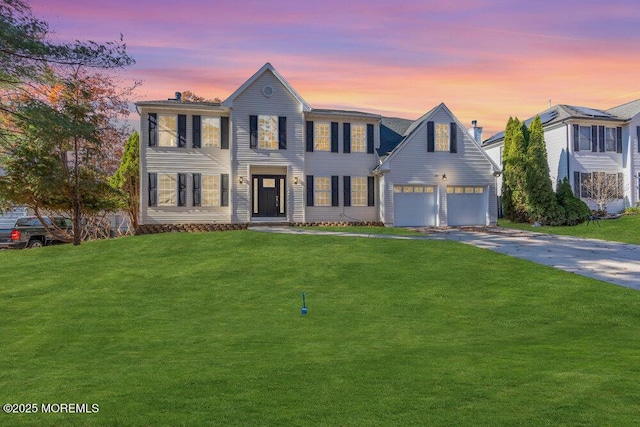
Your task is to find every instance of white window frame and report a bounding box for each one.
[158,115,177,147]
[435,123,449,151]
[314,122,330,151]
[351,124,366,152]
[158,173,177,206]
[314,177,331,206]
[201,175,220,206]
[258,115,279,150]
[202,117,221,148]
[351,176,367,206]
[579,126,591,151]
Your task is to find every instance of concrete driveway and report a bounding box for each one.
[426,228,640,290]
[250,226,640,290]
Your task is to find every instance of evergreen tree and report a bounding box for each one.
[525,116,564,224]
[111,131,140,230]
[556,178,590,225]
[501,117,518,220]
[503,118,529,222]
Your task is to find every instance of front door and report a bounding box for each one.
[252,175,286,217]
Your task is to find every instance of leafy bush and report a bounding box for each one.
[556,178,590,225]
[623,206,640,215]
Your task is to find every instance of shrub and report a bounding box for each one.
[556,178,590,225]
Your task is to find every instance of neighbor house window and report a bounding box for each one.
[202,117,221,148]
[435,123,449,151]
[158,115,177,147]
[351,177,367,206]
[201,175,220,206]
[579,126,591,151]
[351,124,366,152]
[158,173,177,206]
[314,177,331,206]
[314,122,330,151]
[604,127,617,152]
[259,115,279,149]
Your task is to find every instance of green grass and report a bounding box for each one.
[498,214,640,245]
[1,231,640,425]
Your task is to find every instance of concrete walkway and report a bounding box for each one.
[249,226,640,290]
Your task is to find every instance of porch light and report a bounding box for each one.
[442,174,447,182]
[239,176,244,184]
[293,176,299,185]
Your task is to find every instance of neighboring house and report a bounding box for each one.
[483,100,640,212]
[0,167,30,228]
[136,63,500,227]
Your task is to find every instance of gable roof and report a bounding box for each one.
[222,62,312,111]
[607,99,640,120]
[378,116,414,157]
[375,103,500,173]
[483,103,628,147]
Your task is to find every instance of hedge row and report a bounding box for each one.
[135,223,248,234]
[291,221,384,227]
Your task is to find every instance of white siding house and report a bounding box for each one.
[136,63,499,227]
[483,101,640,213]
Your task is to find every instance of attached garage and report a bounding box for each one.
[393,185,438,226]
[446,186,488,226]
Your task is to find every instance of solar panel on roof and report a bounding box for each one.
[538,109,559,124]
[570,106,614,118]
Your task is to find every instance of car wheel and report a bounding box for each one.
[27,239,44,248]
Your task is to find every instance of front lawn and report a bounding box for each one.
[1,231,639,425]
[499,214,640,245]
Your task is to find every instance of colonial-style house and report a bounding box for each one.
[482,101,640,212]
[136,63,500,227]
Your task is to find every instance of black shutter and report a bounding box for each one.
[573,124,579,152]
[331,122,339,153]
[450,122,457,153]
[221,174,229,206]
[343,123,351,153]
[306,175,314,206]
[148,173,157,206]
[192,173,201,206]
[637,126,640,153]
[591,125,597,152]
[367,123,374,154]
[598,126,605,152]
[178,114,187,148]
[250,115,258,148]
[427,121,435,152]
[331,176,339,207]
[148,113,157,147]
[192,115,201,148]
[178,173,187,206]
[616,127,623,153]
[278,116,287,149]
[221,117,229,149]
[306,121,314,152]
[367,176,375,206]
[343,176,351,207]
[573,171,580,197]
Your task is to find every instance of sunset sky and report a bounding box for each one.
[29,0,640,137]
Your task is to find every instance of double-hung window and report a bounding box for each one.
[158,115,177,147]
[202,117,221,148]
[314,122,330,151]
[578,126,592,151]
[351,177,368,206]
[314,177,331,206]
[259,115,279,149]
[604,127,616,152]
[435,123,449,151]
[158,173,177,206]
[351,124,366,152]
[201,175,220,206]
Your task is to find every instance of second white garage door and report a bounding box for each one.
[393,185,438,226]
[446,186,488,226]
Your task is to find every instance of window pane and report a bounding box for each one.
[425,186,434,193]
[352,124,366,152]
[314,177,330,206]
[403,186,414,193]
[158,115,177,147]
[579,126,591,151]
[314,122,330,151]
[158,173,177,206]
[455,187,464,194]
[202,117,221,148]
[352,177,367,206]
[202,175,220,206]
[605,128,616,151]
[414,186,424,193]
[435,123,449,151]
[258,115,279,149]
[393,185,402,193]
[474,187,484,193]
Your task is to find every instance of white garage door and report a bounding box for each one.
[393,185,438,226]
[446,186,488,226]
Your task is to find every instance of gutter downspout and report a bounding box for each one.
[565,121,570,183]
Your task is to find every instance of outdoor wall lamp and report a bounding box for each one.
[442,174,447,182]
[239,176,244,184]
[293,176,299,185]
